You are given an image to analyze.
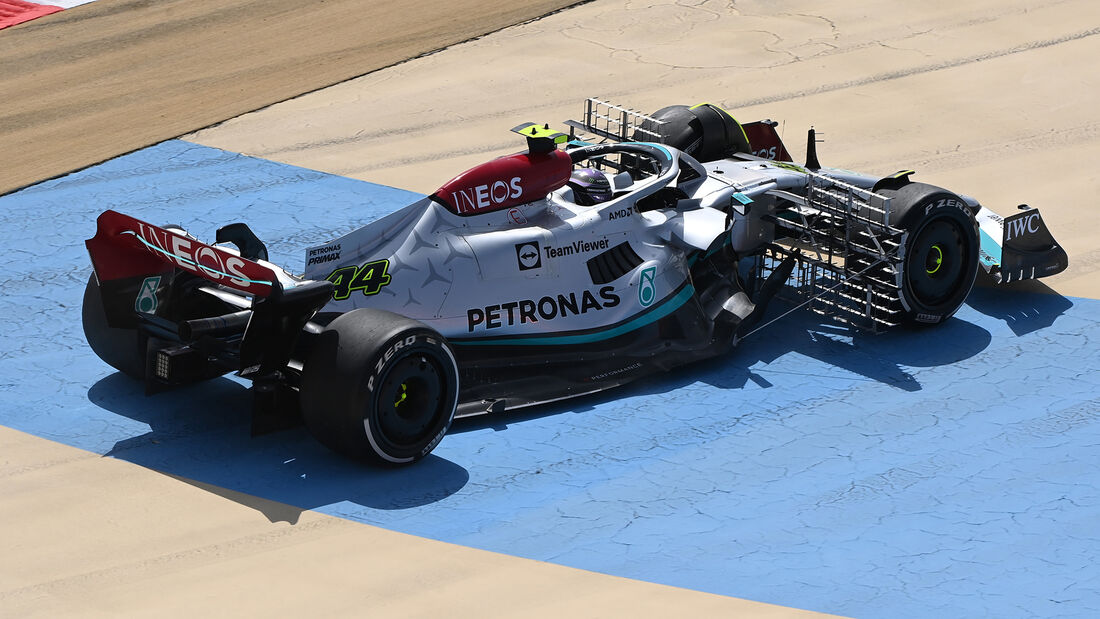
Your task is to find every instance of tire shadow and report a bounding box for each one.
[84,285,1072,522]
[87,374,470,524]
[967,277,1075,336]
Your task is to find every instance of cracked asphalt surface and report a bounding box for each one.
[188,0,1100,299]
[4,0,1100,616]
[2,141,1097,617]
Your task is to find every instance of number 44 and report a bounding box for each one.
[327,259,392,300]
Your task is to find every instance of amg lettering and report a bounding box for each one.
[467,286,621,332]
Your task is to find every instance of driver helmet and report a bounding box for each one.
[567,167,613,206]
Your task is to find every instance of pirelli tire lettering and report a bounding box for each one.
[300,310,459,465]
[881,184,980,326]
[367,334,418,391]
[362,332,458,461]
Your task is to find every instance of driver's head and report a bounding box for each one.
[567,167,613,206]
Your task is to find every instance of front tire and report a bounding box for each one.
[300,309,459,465]
[880,183,980,325]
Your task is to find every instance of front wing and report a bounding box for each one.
[975,205,1068,284]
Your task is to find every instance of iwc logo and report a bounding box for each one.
[515,241,542,270]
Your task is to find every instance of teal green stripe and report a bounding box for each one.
[454,285,695,347]
[979,228,1002,268]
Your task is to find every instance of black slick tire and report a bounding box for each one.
[300,309,459,465]
[82,274,146,379]
[636,104,752,162]
[878,182,980,325]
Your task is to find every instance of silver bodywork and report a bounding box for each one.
[304,146,721,342]
[300,97,1066,343]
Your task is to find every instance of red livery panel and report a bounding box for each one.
[86,210,279,297]
[434,149,572,215]
[741,121,793,162]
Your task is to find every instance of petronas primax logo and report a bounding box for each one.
[135,276,161,313]
[639,267,656,307]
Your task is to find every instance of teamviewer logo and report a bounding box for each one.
[515,241,542,270]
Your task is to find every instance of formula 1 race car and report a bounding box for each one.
[83,98,1068,465]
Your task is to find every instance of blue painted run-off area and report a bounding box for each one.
[1,140,1098,618]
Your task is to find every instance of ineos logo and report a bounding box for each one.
[135,222,258,290]
[452,176,523,213]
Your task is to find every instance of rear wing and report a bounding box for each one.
[86,210,333,386]
[976,205,1068,283]
[563,97,792,161]
[86,210,280,299]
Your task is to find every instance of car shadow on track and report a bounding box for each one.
[87,374,470,524]
[967,278,1075,336]
[83,286,1071,522]
[453,286,1072,435]
[453,313,988,435]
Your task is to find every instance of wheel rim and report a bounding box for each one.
[907,217,967,307]
[925,244,944,275]
[374,354,445,448]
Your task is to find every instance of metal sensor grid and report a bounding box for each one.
[758,173,904,333]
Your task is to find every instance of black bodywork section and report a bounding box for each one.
[93,256,333,434]
[994,206,1069,283]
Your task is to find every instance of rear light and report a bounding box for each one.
[154,350,171,379]
[151,346,204,383]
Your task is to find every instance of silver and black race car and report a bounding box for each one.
[83,98,1068,465]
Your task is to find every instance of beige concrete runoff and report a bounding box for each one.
[0,426,836,618]
[1,2,843,614]
[0,0,581,197]
[188,0,1100,300]
[4,0,1099,616]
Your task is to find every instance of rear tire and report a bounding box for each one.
[637,104,751,162]
[879,183,980,325]
[82,274,145,379]
[300,309,459,465]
